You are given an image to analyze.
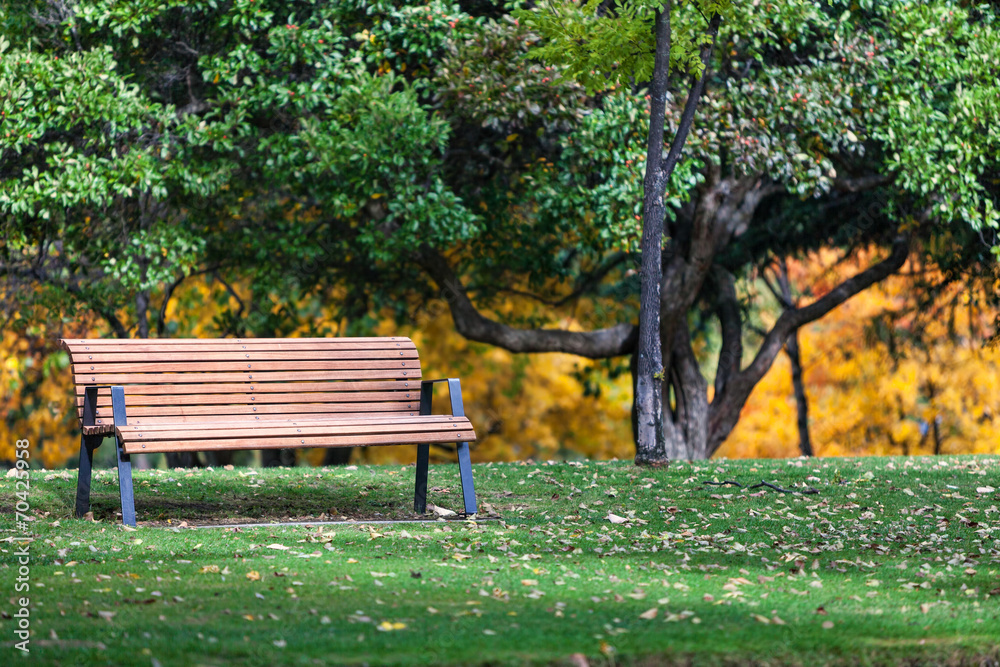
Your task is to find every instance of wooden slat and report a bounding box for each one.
[70,349,419,363]
[74,369,421,384]
[76,391,413,409]
[118,414,466,432]
[75,359,416,373]
[62,337,452,452]
[120,421,471,442]
[62,338,415,353]
[84,402,417,422]
[59,336,413,348]
[89,411,427,428]
[74,381,413,397]
[123,430,475,454]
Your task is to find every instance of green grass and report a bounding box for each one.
[1,455,998,666]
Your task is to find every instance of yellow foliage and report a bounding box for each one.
[359,302,634,465]
[0,315,88,469]
[720,250,1000,459]
[3,277,634,468]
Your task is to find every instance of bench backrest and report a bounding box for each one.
[60,337,423,432]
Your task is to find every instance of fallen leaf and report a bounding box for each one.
[822,621,834,629]
[639,608,658,620]
[607,513,628,524]
[246,571,261,581]
[376,621,406,631]
[266,544,290,551]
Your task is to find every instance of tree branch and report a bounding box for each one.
[0,260,128,337]
[417,248,637,358]
[707,234,910,451]
[659,12,722,179]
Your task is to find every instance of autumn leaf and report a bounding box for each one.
[376,621,406,631]
[246,571,261,581]
[639,608,658,620]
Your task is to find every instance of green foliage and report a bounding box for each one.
[0,0,485,332]
[435,16,586,131]
[864,2,1000,230]
[518,0,730,94]
[526,90,701,254]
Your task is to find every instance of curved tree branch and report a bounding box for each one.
[417,248,637,358]
[660,12,722,179]
[707,234,910,452]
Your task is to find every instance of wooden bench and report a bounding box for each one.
[61,337,477,526]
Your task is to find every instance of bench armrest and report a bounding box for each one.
[419,378,466,417]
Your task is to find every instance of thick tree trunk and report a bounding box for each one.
[633,4,672,466]
[323,447,353,466]
[635,8,722,466]
[777,259,813,457]
[785,331,813,457]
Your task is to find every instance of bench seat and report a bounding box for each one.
[62,336,478,526]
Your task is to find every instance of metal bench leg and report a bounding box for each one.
[76,386,101,518]
[414,444,429,513]
[111,386,136,527]
[415,381,433,513]
[456,441,476,515]
[416,378,477,516]
[115,438,136,527]
[447,379,477,516]
[75,434,100,517]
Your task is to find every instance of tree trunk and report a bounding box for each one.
[323,447,353,466]
[262,448,297,467]
[633,4,672,466]
[785,331,813,457]
[634,6,722,466]
[778,259,813,457]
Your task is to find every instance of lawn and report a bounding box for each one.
[1,455,998,666]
